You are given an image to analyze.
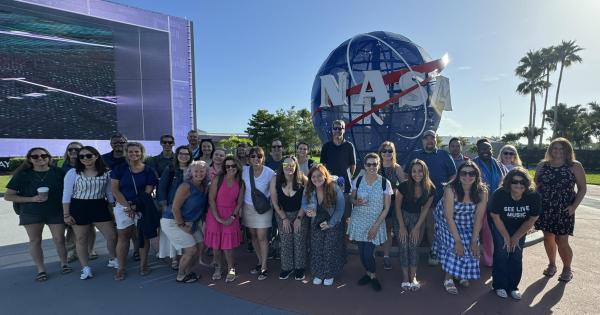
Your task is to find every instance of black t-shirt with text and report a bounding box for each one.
[491,189,541,234]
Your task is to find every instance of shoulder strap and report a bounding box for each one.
[249,166,256,190]
[216,174,225,195]
[381,175,386,191]
[356,176,363,189]
[129,167,139,196]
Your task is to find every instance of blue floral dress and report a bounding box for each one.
[347,175,388,245]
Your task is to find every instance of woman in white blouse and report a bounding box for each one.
[62,146,117,280]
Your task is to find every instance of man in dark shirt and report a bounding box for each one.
[146,134,175,177]
[101,133,128,170]
[405,130,456,265]
[265,139,284,173]
[320,119,356,219]
[448,137,469,169]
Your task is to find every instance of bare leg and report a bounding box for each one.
[249,228,262,267]
[224,249,235,270]
[139,239,150,270]
[543,232,557,267]
[116,226,134,272]
[256,228,269,271]
[94,221,117,258]
[177,244,199,279]
[48,224,67,265]
[401,267,409,283]
[24,224,45,273]
[88,225,96,255]
[72,225,90,267]
[556,235,573,270]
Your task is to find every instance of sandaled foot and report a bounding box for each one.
[89,251,99,260]
[140,266,152,276]
[114,269,126,281]
[171,259,179,270]
[35,272,48,282]
[558,269,573,282]
[543,264,557,277]
[410,279,421,291]
[401,282,411,290]
[444,279,458,295]
[212,266,222,280]
[225,268,237,282]
[177,272,199,283]
[258,269,268,281]
[250,264,261,275]
[61,264,73,274]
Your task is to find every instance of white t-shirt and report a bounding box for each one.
[242,165,275,204]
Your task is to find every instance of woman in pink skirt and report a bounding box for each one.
[205,156,245,282]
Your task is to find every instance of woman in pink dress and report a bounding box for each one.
[204,156,245,282]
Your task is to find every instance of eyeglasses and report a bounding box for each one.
[67,148,80,152]
[381,149,393,154]
[332,127,344,131]
[460,171,477,177]
[224,164,237,170]
[250,154,263,159]
[272,145,282,149]
[365,163,378,168]
[511,180,526,186]
[161,141,174,145]
[282,162,296,168]
[30,154,50,160]
[503,151,515,156]
[79,154,95,160]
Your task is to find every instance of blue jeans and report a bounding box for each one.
[357,241,376,273]
[491,225,525,291]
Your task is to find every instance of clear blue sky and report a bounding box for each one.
[114,0,599,139]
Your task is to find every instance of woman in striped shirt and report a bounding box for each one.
[63,146,117,280]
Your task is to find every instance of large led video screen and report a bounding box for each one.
[0,0,195,156]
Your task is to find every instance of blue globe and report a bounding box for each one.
[311,31,446,166]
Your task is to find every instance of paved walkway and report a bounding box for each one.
[0,186,598,314]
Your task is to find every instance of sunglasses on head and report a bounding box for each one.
[511,179,526,186]
[224,164,237,169]
[79,154,95,160]
[503,151,515,156]
[250,154,263,159]
[67,148,80,152]
[30,154,50,160]
[380,149,393,154]
[365,162,378,168]
[460,170,477,177]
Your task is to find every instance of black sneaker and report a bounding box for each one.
[358,275,371,286]
[250,264,261,275]
[294,269,305,281]
[371,278,382,292]
[279,270,293,280]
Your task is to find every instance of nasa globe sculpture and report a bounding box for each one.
[311,31,452,166]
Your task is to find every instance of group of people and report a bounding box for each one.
[5,121,587,300]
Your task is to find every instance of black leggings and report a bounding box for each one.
[357,241,376,273]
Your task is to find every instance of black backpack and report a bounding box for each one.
[355,175,387,191]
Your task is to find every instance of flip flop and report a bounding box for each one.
[35,272,48,282]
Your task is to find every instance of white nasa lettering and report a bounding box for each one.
[319,72,348,108]
[356,70,388,106]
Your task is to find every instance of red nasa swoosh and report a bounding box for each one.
[316,57,447,129]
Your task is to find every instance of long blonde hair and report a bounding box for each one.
[498,144,522,167]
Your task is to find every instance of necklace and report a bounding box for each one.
[34,169,49,182]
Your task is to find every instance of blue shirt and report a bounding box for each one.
[473,157,507,193]
[101,151,127,170]
[405,148,456,204]
[163,181,208,221]
[110,164,158,202]
[157,166,185,205]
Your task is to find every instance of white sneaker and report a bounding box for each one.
[510,290,522,300]
[80,266,93,280]
[496,289,508,298]
[323,278,334,286]
[107,258,119,269]
[312,277,323,285]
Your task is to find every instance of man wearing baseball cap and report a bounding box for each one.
[404,130,456,265]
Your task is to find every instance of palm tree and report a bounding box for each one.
[538,46,557,146]
[552,40,584,138]
[516,50,546,149]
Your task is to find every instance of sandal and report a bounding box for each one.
[171,259,179,270]
[410,280,421,291]
[543,264,557,277]
[225,268,237,282]
[61,264,73,274]
[444,279,458,295]
[89,251,99,260]
[114,269,126,281]
[250,264,261,275]
[212,266,222,280]
[35,272,48,282]
[140,266,152,276]
[176,272,199,283]
[401,282,411,290]
[558,269,573,282]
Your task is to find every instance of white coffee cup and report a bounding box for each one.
[37,187,49,199]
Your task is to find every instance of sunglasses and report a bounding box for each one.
[282,162,296,168]
[67,148,81,152]
[30,154,50,160]
[250,154,263,159]
[511,180,526,186]
[111,141,126,145]
[380,149,393,154]
[332,127,344,131]
[161,141,174,145]
[224,164,237,169]
[272,145,282,148]
[365,163,378,168]
[79,154,95,160]
[503,151,515,156]
[460,171,477,177]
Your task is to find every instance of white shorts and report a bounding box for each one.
[114,203,140,230]
[242,203,272,229]
[160,218,203,250]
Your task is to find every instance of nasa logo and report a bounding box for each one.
[311,31,452,165]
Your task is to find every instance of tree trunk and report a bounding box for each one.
[553,62,565,139]
[528,93,534,149]
[539,70,550,146]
